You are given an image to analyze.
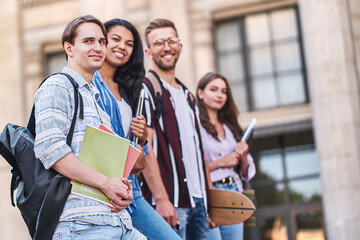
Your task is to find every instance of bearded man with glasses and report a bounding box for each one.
[141,18,211,240]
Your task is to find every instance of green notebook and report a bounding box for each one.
[71,125,130,207]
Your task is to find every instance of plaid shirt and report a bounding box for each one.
[34,67,132,228]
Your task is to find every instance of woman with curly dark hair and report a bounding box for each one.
[92,18,180,240]
[196,72,256,240]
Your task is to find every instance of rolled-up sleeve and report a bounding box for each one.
[240,154,256,182]
[34,77,73,169]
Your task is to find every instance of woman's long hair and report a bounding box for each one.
[104,19,145,114]
[196,72,243,142]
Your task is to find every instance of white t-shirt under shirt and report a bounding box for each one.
[117,99,133,139]
[162,80,203,198]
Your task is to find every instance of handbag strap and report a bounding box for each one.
[27,72,84,145]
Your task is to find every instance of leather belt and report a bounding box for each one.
[214,176,233,185]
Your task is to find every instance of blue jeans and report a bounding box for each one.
[176,197,209,240]
[52,221,146,240]
[130,181,181,240]
[209,182,244,240]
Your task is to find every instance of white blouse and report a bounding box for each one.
[117,99,133,139]
[200,123,256,193]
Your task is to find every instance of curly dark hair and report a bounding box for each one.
[196,72,244,142]
[104,18,145,114]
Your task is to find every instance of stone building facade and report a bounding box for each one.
[0,0,359,239]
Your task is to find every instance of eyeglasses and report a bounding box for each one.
[152,37,180,48]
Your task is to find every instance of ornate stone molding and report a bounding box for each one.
[19,0,70,8]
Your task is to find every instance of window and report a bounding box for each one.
[245,131,325,240]
[215,7,308,112]
[255,145,321,206]
[252,131,322,206]
[45,52,66,76]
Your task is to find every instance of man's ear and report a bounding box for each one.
[178,42,183,55]
[145,48,153,60]
[64,41,73,58]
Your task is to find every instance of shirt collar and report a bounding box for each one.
[62,66,90,88]
[94,71,104,85]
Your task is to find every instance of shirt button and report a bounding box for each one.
[184,178,188,182]
[94,93,100,101]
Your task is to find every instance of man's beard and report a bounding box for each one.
[153,55,178,71]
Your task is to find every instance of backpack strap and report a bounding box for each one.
[30,73,84,239]
[145,70,197,120]
[187,91,196,112]
[27,72,84,146]
[145,70,163,120]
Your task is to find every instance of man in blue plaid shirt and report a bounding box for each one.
[34,15,145,239]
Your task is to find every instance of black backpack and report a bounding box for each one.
[0,72,84,239]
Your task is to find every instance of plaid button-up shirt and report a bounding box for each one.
[34,67,132,228]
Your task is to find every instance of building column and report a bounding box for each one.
[299,1,360,239]
[190,10,216,83]
[348,0,360,87]
[0,1,30,239]
[0,0,24,127]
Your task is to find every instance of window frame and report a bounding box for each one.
[43,51,67,77]
[244,130,325,240]
[213,6,309,112]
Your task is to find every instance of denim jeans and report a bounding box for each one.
[130,181,181,240]
[176,197,209,240]
[52,221,146,240]
[209,182,244,240]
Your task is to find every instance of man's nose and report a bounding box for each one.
[163,41,171,50]
[93,42,102,51]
